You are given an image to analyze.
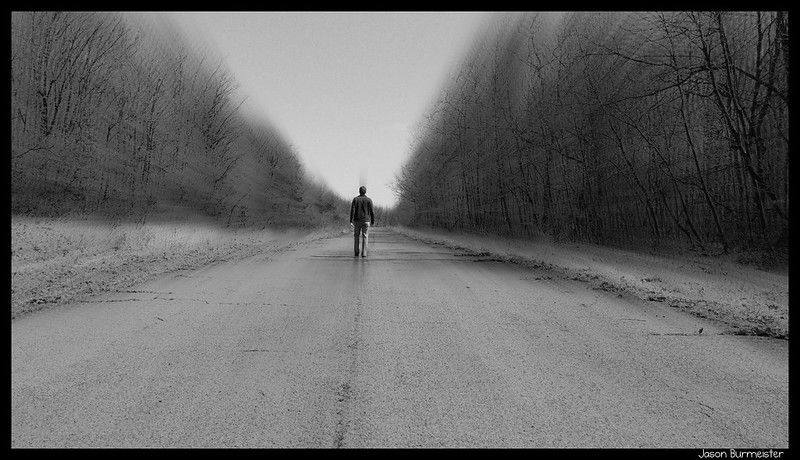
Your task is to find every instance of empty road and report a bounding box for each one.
[12,228,788,447]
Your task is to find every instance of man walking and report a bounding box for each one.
[350,186,375,257]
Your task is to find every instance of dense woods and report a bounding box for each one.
[393,12,789,254]
[11,12,347,226]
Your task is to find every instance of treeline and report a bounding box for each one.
[11,12,348,226]
[372,204,402,226]
[393,12,788,253]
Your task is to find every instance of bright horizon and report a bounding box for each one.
[167,12,493,208]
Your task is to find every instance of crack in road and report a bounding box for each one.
[82,296,301,308]
[334,292,363,448]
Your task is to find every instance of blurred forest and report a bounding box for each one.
[11,12,348,227]
[393,12,789,256]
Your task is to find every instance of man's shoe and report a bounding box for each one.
[361,254,366,258]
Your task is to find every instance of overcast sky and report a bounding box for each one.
[167,11,491,208]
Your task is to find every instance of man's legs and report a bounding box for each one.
[353,223,360,256]
[360,222,369,257]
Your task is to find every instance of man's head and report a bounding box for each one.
[359,186,366,196]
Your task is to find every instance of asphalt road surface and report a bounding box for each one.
[12,228,788,447]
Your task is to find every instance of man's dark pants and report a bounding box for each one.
[354,221,370,256]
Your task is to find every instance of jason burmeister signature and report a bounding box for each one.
[699,450,785,458]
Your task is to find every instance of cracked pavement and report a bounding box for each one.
[11,228,788,447]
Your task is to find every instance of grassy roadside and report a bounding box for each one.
[11,215,343,319]
[392,226,788,340]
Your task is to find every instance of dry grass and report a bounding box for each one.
[11,215,339,319]
[393,226,788,339]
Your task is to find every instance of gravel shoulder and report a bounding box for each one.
[11,215,342,319]
[391,226,788,339]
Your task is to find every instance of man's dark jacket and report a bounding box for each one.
[350,195,375,225]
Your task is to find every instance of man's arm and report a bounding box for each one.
[349,198,355,224]
[368,198,375,226]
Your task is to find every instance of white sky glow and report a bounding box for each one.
[167,11,490,207]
